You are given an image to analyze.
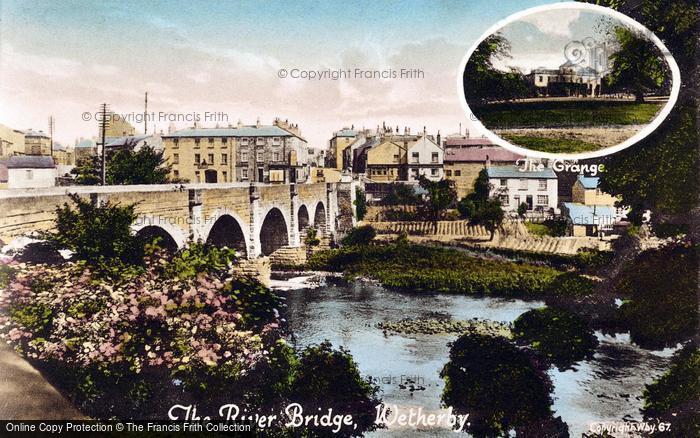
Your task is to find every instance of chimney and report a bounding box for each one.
[437,130,441,146]
[485,155,491,168]
[256,117,261,128]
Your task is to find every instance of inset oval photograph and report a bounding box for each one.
[460,2,680,159]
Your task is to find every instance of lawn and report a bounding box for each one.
[473,99,663,129]
[502,135,603,153]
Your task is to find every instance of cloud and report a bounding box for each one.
[520,10,582,38]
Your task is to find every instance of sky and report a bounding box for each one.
[0,0,560,149]
[492,9,618,73]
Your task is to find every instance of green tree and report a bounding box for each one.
[606,27,667,102]
[457,169,504,240]
[418,177,456,227]
[354,187,367,221]
[71,156,102,185]
[517,202,528,219]
[289,341,382,437]
[72,146,176,185]
[643,344,700,436]
[441,333,554,437]
[341,225,376,246]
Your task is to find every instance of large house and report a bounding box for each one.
[327,128,358,170]
[162,119,308,184]
[445,146,523,198]
[527,59,603,97]
[487,165,558,214]
[407,135,443,182]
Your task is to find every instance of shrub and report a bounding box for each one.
[159,242,237,280]
[303,227,320,247]
[617,242,697,349]
[341,225,376,246]
[545,272,596,298]
[354,187,367,221]
[512,307,598,369]
[642,344,700,436]
[441,333,554,436]
[289,341,382,437]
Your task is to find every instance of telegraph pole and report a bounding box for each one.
[99,103,110,185]
[48,116,55,157]
[144,92,148,135]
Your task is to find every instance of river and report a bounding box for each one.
[273,275,675,437]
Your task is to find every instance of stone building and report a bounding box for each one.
[444,146,522,198]
[5,155,56,189]
[487,165,558,214]
[0,123,26,157]
[527,60,602,97]
[407,135,444,182]
[162,119,309,184]
[23,129,51,155]
[327,128,358,170]
[562,175,627,236]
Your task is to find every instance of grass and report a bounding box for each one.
[524,222,553,236]
[503,135,603,153]
[473,99,663,129]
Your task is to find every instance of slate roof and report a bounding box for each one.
[444,137,493,147]
[333,129,357,138]
[444,146,522,163]
[563,203,616,226]
[6,155,56,169]
[162,126,294,138]
[577,175,600,190]
[487,165,556,179]
[23,129,50,138]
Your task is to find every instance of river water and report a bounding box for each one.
[274,276,675,437]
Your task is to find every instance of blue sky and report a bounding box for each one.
[1,0,561,147]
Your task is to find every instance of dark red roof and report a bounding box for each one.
[444,146,523,163]
[444,137,494,147]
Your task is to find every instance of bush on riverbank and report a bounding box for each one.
[308,243,566,297]
[643,344,700,436]
[616,242,697,349]
[441,333,559,436]
[341,225,376,246]
[512,307,598,370]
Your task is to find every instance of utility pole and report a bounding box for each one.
[144,92,148,135]
[99,103,110,185]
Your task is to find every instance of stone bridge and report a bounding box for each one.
[0,182,358,259]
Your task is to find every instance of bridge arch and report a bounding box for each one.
[259,207,289,256]
[135,226,179,252]
[297,204,310,232]
[205,215,248,257]
[131,216,187,250]
[313,201,327,234]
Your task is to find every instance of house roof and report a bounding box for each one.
[163,126,295,138]
[487,165,556,179]
[563,203,616,225]
[6,155,56,169]
[75,139,96,148]
[577,175,600,189]
[445,146,522,163]
[444,137,493,147]
[23,129,50,138]
[333,129,357,138]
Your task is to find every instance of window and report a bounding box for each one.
[208,153,214,164]
[431,152,438,163]
[393,154,399,163]
[500,178,507,187]
[25,169,33,180]
[273,152,280,161]
[222,137,228,144]
[221,154,227,165]
[222,171,227,182]
[269,170,284,182]
[173,138,179,147]
[537,195,549,205]
[513,195,520,206]
[538,179,547,191]
[431,168,438,176]
[272,137,281,145]
[241,138,249,146]
[411,152,419,163]
[194,138,200,147]
[208,137,214,144]
[539,75,543,82]
[454,170,461,177]
[241,151,248,162]
[195,171,201,183]
[194,153,201,164]
[499,195,509,206]
[446,170,452,177]
[411,169,419,178]
[256,151,264,161]
[242,168,248,179]
[519,178,528,190]
[173,153,179,164]
[256,137,264,145]
[173,170,179,179]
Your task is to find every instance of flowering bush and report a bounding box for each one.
[0,247,286,419]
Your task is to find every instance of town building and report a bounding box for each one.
[366,138,408,182]
[487,165,558,214]
[327,128,358,170]
[561,175,627,236]
[74,138,98,164]
[0,123,26,157]
[309,167,342,183]
[105,112,137,141]
[162,119,309,184]
[407,135,444,182]
[23,129,52,155]
[4,155,56,189]
[445,146,523,198]
[105,134,164,152]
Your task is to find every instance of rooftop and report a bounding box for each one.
[563,203,616,225]
[23,129,50,138]
[444,146,522,163]
[6,155,56,169]
[333,129,357,138]
[577,175,600,190]
[487,165,556,179]
[163,125,297,139]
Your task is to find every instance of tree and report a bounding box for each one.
[72,146,176,185]
[605,27,667,102]
[41,193,145,267]
[457,169,504,240]
[354,187,367,221]
[478,198,505,241]
[517,202,528,219]
[418,177,456,228]
[341,225,376,246]
[441,333,554,437]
